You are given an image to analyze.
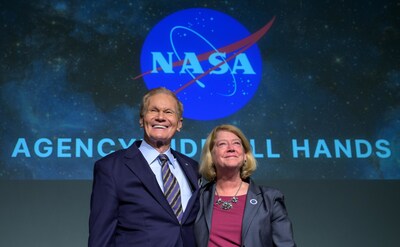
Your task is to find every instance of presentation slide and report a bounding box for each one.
[1,0,398,180]
[1,2,399,247]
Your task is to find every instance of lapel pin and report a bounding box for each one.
[250,199,258,205]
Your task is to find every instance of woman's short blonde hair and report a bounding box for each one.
[199,124,257,181]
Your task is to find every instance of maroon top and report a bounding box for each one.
[208,194,247,247]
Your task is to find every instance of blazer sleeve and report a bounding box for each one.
[88,158,119,247]
[265,188,297,247]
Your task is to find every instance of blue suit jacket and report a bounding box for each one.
[89,140,200,247]
[194,179,296,247]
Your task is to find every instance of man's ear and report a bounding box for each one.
[139,118,143,128]
[177,118,183,131]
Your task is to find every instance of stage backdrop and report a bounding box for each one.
[1,0,399,180]
[1,1,400,247]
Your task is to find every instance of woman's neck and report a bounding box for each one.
[215,177,244,196]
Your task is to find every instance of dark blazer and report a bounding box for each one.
[88,140,200,247]
[194,179,296,247]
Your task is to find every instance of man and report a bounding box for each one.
[88,87,200,246]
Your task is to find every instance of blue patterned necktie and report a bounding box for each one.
[158,154,183,222]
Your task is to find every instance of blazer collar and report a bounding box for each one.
[201,181,216,232]
[201,179,265,242]
[172,149,199,191]
[241,179,263,241]
[201,178,263,235]
[123,140,198,223]
[123,141,178,221]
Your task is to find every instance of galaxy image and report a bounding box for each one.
[1,0,399,180]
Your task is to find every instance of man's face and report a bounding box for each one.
[140,93,182,149]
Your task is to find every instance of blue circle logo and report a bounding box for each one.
[137,8,274,120]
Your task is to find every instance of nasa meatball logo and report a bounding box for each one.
[136,8,275,120]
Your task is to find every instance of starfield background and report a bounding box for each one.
[1,1,400,247]
[1,0,399,180]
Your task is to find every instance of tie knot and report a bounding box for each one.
[158,154,169,164]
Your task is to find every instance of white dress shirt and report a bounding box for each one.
[139,140,192,212]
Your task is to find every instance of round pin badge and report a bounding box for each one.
[250,199,258,205]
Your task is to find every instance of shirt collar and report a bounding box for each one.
[139,139,175,167]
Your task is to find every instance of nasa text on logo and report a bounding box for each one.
[137,8,274,120]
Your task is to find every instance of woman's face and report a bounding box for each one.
[212,130,246,172]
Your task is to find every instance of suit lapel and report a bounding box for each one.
[242,180,263,241]
[203,182,215,231]
[172,150,198,190]
[123,141,177,220]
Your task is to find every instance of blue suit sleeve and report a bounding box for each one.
[88,160,119,247]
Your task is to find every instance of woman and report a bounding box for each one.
[194,124,296,247]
